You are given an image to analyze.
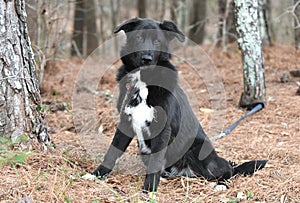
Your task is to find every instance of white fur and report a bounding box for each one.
[124,71,155,154]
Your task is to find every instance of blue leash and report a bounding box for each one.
[211,104,264,141]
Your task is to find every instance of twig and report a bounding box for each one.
[276,1,300,28]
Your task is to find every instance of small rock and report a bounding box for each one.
[280,72,290,83]
[296,86,300,95]
[17,195,33,203]
[82,173,97,181]
[214,184,228,191]
[268,96,275,102]
[237,191,247,200]
[49,103,66,112]
[290,69,300,77]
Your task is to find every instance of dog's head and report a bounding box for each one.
[114,18,185,70]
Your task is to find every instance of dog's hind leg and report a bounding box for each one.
[185,135,234,181]
[187,150,234,181]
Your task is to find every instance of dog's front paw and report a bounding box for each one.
[92,165,112,179]
[142,173,160,192]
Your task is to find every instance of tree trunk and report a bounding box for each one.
[170,0,187,32]
[295,0,300,49]
[188,0,207,44]
[137,0,147,18]
[0,0,49,146]
[257,0,272,46]
[71,0,84,57]
[71,0,99,58]
[170,0,179,23]
[159,0,166,21]
[217,0,236,47]
[234,0,266,109]
[85,0,99,56]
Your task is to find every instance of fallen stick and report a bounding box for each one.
[211,103,264,141]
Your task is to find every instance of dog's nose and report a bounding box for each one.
[141,55,153,65]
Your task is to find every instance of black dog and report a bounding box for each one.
[92,18,267,192]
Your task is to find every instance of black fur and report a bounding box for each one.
[92,18,267,192]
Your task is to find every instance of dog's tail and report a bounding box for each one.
[231,160,268,176]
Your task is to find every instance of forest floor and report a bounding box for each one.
[0,44,299,203]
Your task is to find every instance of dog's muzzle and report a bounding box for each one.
[141,54,153,65]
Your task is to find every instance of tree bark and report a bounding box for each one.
[295,0,300,49]
[188,0,207,44]
[159,0,166,21]
[71,0,99,58]
[217,0,236,47]
[137,0,147,18]
[85,0,99,56]
[257,0,272,45]
[234,0,266,109]
[170,0,187,32]
[170,0,179,23]
[71,0,85,57]
[0,0,49,146]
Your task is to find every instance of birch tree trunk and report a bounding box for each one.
[0,0,49,146]
[234,0,266,109]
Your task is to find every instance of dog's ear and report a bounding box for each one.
[160,20,185,42]
[114,17,141,33]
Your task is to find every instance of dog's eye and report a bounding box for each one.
[153,39,160,46]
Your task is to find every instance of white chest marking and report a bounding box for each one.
[124,71,155,154]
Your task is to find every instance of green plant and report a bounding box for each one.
[37,104,48,112]
[0,135,32,167]
[64,193,74,203]
[247,190,254,199]
[228,198,239,203]
[52,89,59,95]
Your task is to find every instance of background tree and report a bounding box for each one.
[170,0,179,23]
[85,0,99,56]
[71,0,84,57]
[0,0,49,146]
[159,0,166,20]
[71,0,99,58]
[295,0,300,49]
[188,0,207,44]
[26,0,73,86]
[217,0,236,47]
[234,0,266,109]
[137,0,147,18]
[257,0,272,45]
